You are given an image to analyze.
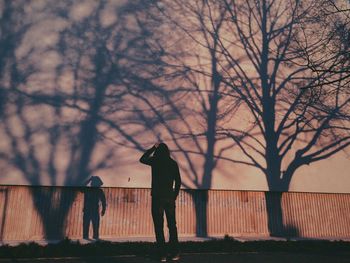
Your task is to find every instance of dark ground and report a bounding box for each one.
[1,239,350,263]
[1,252,350,263]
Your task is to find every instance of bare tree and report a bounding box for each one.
[1,0,349,240]
[155,0,350,237]
[0,0,170,239]
[145,0,248,237]
[214,0,350,236]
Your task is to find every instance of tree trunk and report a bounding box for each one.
[195,51,220,237]
[190,190,208,237]
[265,178,298,237]
[31,187,77,240]
[264,191,284,237]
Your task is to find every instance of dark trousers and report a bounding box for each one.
[151,197,179,255]
[83,211,100,239]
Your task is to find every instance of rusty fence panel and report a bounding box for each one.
[0,185,349,242]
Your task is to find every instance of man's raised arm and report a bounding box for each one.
[139,146,156,165]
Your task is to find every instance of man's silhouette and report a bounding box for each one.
[82,176,106,240]
[140,143,181,262]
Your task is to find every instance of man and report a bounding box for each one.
[140,143,181,262]
[82,176,106,240]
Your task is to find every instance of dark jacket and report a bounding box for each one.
[83,188,106,215]
[140,146,181,199]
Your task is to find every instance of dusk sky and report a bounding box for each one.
[0,0,350,193]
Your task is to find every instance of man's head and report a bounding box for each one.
[91,176,103,187]
[154,143,170,159]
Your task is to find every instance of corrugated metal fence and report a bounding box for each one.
[0,185,349,242]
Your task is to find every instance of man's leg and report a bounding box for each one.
[92,211,100,240]
[83,212,90,239]
[151,198,166,257]
[164,198,179,256]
